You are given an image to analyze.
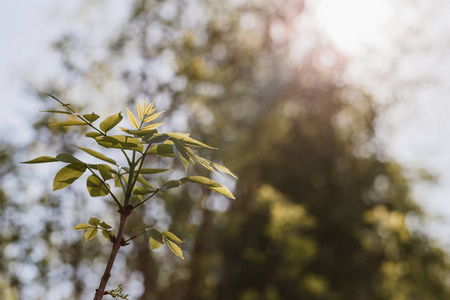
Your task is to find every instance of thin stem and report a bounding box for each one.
[124,229,148,242]
[133,189,159,209]
[93,211,130,300]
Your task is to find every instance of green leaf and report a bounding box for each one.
[100,112,123,133]
[147,144,174,157]
[56,153,85,164]
[72,223,92,230]
[138,168,171,174]
[120,127,157,137]
[208,160,238,179]
[95,135,143,152]
[133,187,154,195]
[21,156,57,164]
[159,180,182,191]
[143,111,164,123]
[173,143,191,172]
[137,100,144,121]
[98,164,113,180]
[145,101,155,115]
[83,113,100,123]
[141,122,164,131]
[89,217,101,226]
[126,107,139,129]
[149,229,164,244]
[86,175,110,197]
[162,231,183,244]
[167,133,217,149]
[99,222,112,229]
[102,230,114,241]
[53,163,87,191]
[142,133,169,144]
[84,227,98,242]
[50,120,88,126]
[181,176,235,199]
[75,146,117,165]
[85,131,103,138]
[136,175,155,190]
[149,238,164,250]
[165,238,184,259]
[41,110,72,115]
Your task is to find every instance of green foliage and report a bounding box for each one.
[22,95,236,299]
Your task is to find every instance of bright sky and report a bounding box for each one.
[2,1,450,246]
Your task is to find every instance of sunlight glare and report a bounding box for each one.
[314,0,393,55]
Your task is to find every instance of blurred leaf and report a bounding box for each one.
[165,238,184,260]
[137,100,144,121]
[89,217,101,226]
[136,175,155,190]
[21,156,57,164]
[83,113,100,123]
[56,153,85,164]
[41,110,72,114]
[75,146,117,165]
[98,164,113,181]
[95,135,143,152]
[147,144,175,157]
[149,238,164,250]
[50,120,88,126]
[72,223,92,230]
[141,122,164,131]
[159,179,182,191]
[133,187,154,195]
[138,168,170,174]
[86,175,110,197]
[85,131,103,138]
[143,111,164,123]
[168,133,217,149]
[102,230,114,241]
[120,127,157,137]
[142,133,169,144]
[149,228,164,244]
[162,231,183,244]
[84,227,98,242]
[181,176,235,199]
[53,163,87,191]
[99,222,112,229]
[145,101,155,115]
[126,107,139,129]
[100,112,123,133]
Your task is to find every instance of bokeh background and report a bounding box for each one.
[2,0,450,299]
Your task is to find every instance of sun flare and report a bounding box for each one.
[314,0,393,55]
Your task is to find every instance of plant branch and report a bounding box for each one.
[133,189,159,209]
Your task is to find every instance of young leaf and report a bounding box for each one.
[138,168,170,174]
[99,222,112,229]
[141,122,164,131]
[89,217,101,226]
[145,101,155,115]
[133,187,154,195]
[181,176,235,199]
[98,164,113,181]
[143,111,164,123]
[159,180,182,191]
[102,230,114,241]
[147,144,174,157]
[56,153,85,164]
[207,159,238,179]
[100,112,123,133]
[83,113,100,123]
[84,227,98,242]
[142,133,169,144]
[149,229,164,244]
[137,100,144,121]
[165,238,184,260]
[136,176,155,190]
[86,175,110,197]
[72,223,92,230]
[41,110,72,115]
[162,231,183,244]
[95,135,143,152]
[149,238,164,250]
[53,163,87,191]
[85,131,103,138]
[21,156,57,164]
[167,133,218,149]
[75,146,117,165]
[50,120,88,126]
[126,107,139,129]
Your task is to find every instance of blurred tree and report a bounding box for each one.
[4,0,450,299]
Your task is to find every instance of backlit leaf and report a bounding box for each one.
[72,223,92,230]
[149,238,164,250]
[99,222,112,229]
[133,187,153,195]
[141,122,164,131]
[143,133,170,145]
[149,229,164,244]
[126,107,139,129]
[83,113,100,123]
[138,168,170,174]
[75,146,117,165]
[143,111,164,123]
[95,135,143,152]
[56,153,85,164]
[136,176,155,190]
[167,133,217,149]
[41,110,72,115]
[89,217,100,226]
[84,227,98,242]
[21,156,57,164]
[100,112,123,133]
[50,120,88,126]
[98,164,113,180]
[181,176,235,199]
[53,163,87,191]
[165,238,184,259]
[137,100,144,121]
[159,180,182,191]
[102,230,114,241]
[86,175,110,197]
[147,144,174,157]
[162,231,183,244]
[85,131,103,138]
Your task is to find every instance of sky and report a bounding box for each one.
[2,0,450,246]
